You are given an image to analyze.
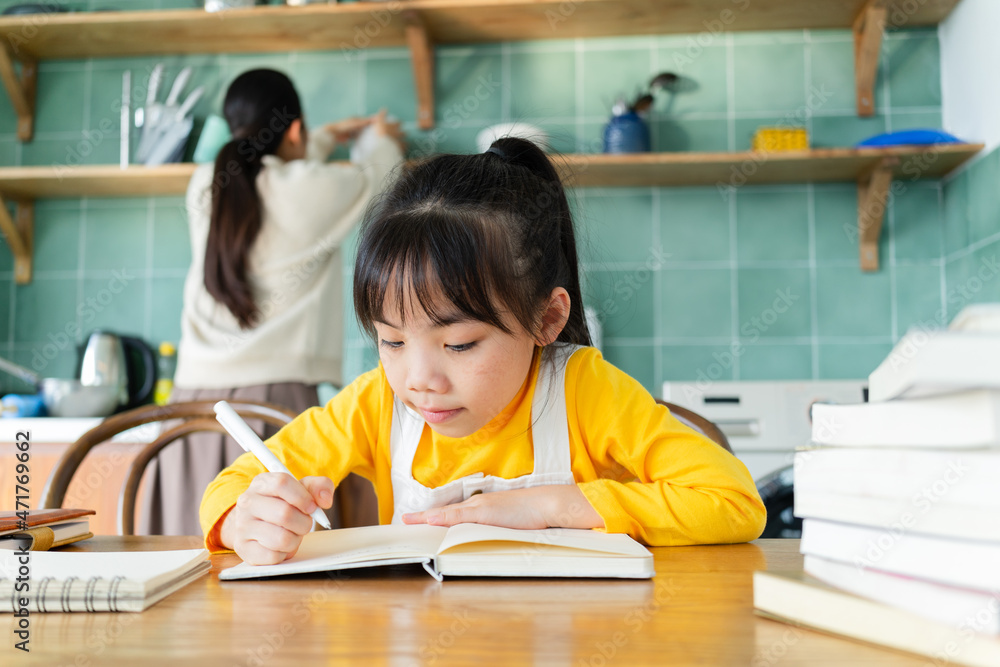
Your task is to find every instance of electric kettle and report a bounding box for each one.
[79,331,157,411]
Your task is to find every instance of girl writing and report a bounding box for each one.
[200,138,765,564]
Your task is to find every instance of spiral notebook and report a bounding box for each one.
[0,548,210,612]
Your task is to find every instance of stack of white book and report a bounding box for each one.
[754,304,1000,667]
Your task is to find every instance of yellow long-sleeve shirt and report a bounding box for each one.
[200,347,766,551]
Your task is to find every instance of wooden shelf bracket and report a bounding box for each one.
[853,0,887,117]
[403,10,435,130]
[0,43,37,142]
[0,195,34,284]
[856,157,898,272]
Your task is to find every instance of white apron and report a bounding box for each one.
[389,344,582,523]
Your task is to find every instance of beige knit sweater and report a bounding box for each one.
[175,127,403,389]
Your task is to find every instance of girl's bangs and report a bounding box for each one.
[355,211,522,338]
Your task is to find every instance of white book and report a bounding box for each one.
[754,571,1000,667]
[794,448,1000,507]
[811,390,1000,447]
[950,304,1000,333]
[794,491,1000,542]
[0,548,210,612]
[868,330,1000,402]
[220,524,654,582]
[803,554,1000,633]
[801,519,1000,592]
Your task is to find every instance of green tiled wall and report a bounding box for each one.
[0,12,969,395]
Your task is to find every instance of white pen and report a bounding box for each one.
[213,400,332,530]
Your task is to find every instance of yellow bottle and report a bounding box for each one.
[154,342,177,406]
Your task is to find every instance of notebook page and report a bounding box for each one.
[221,524,449,580]
[291,524,448,563]
[0,549,208,596]
[437,525,651,557]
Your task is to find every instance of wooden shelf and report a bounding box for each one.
[0,0,963,136]
[0,163,196,200]
[0,1,960,59]
[554,144,982,188]
[0,144,981,279]
[0,145,979,199]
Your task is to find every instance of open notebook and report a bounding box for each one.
[220,524,654,582]
[0,548,210,612]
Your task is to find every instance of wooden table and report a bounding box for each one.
[1,537,933,666]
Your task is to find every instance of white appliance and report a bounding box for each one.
[662,380,867,537]
[662,379,867,480]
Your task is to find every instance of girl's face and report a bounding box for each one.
[374,291,537,439]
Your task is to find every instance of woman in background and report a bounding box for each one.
[139,68,404,535]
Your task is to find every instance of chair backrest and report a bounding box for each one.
[655,399,733,454]
[40,400,298,536]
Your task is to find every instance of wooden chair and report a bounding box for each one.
[40,400,299,536]
[41,399,731,536]
[656,399,733,454]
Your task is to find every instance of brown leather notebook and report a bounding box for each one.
[0,509,96,550]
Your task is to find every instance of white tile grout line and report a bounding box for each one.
[77,200,88,338]
[501,41,511,123]
[726,33,736,153]
[729,179,739,382]
[807,183,819,379]
[82,61,93,139]
[575,38,584,153]
[881,34,898,342]
[881,35,893,135]
[144,199,154,341]
[937,184,948,321]
[803,30,814,141]
[6,269,13,347]
[652,187,662,393]
[945,229,1000,263]
[726,32,738,379]
[888,181,898,341]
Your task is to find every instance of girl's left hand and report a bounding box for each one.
[401,485,605,530]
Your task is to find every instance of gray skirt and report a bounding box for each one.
[136,382,379,536]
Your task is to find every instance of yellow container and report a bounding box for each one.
[752,127,809,152]
[154,341,177,406]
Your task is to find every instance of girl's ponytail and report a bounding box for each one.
[486,138,591,347]
[204,138,268,329]
[202,69,302,330]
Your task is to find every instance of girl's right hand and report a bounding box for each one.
[220,472,334,565]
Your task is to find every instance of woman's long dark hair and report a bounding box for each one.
[354,137,590,347]
[205,69,302,329]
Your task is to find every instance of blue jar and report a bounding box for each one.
[602,111,651,154]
